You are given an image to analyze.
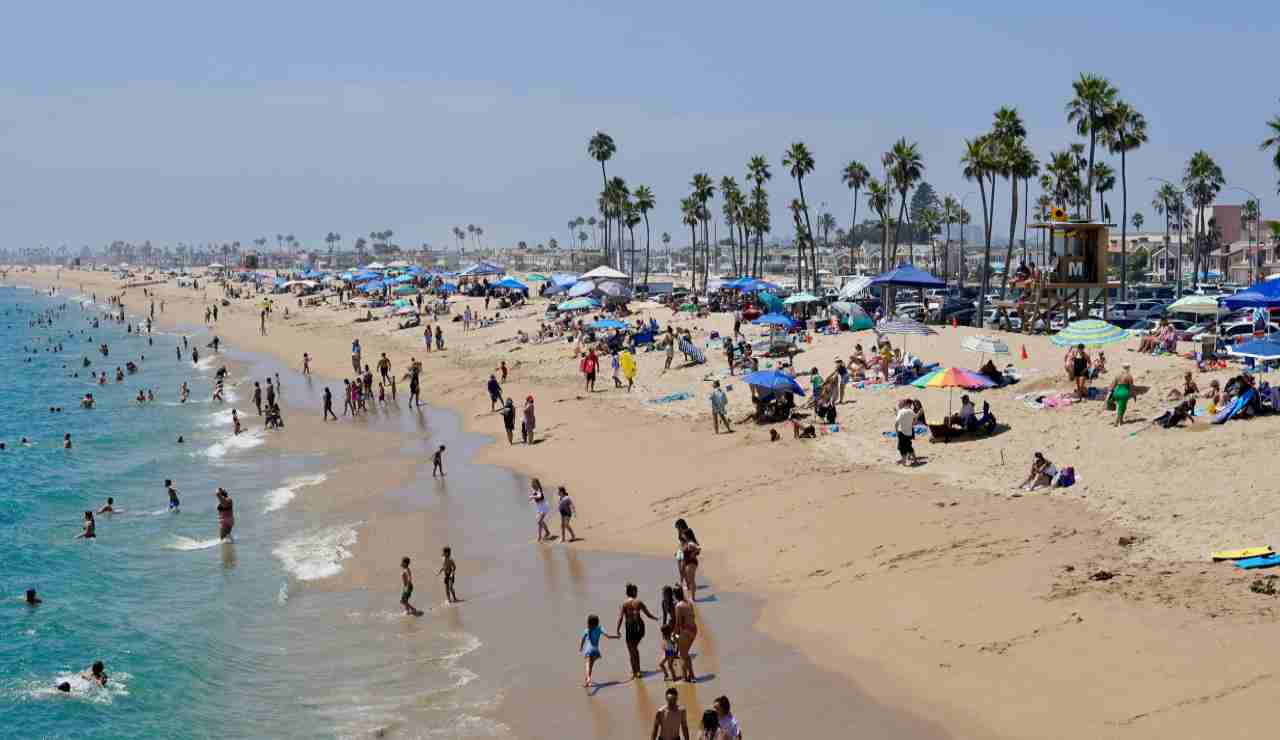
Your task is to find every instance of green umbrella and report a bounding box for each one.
[1051,319,1128,347]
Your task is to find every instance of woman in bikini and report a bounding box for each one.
[615,583,659,680]
[215,487,235,541]
[529,478,552,542]
[673,586,698,683]
[680,536,701,604]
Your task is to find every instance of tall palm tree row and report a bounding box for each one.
[1066,73,1119,220]
[886,139,924,272]
[633,186,656,286]
[1102,100,1148,297]
[782,142,817,291]
[1183,150,1225,284]
[690,173,715,292]
[746,156,772,278]
[962,134,1000,326]
[587,132,616,264]
[680,197,700,291]
[991,106,1029,296]
[841,161,870,276]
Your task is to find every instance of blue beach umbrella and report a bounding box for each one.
[1051,319,1128,347]
[751,313,797,329]
[494,277,528,291]
[558,297,599,311]
[742,369,806,396]
[1227,339,1280,360]
[589,318,627,330]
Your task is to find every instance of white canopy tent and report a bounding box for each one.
[580,265,629,281]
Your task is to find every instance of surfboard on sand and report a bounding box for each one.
[1234,554,1280,570]
[1211,546,1274,562]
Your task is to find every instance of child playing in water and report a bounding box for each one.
[658,623,679,681]
[579,613,618,687]
[438,547,458,604]
[400,556,422,616]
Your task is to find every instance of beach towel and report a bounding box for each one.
[648,392,692,404]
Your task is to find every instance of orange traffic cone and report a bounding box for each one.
[1020,345,1028,360]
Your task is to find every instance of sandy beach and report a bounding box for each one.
[22,265,1280,739]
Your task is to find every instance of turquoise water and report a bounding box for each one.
[0,287,492,739]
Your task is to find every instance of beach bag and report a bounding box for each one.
[1055,466,1075,488]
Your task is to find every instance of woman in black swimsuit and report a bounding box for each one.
[76,511,96,539]
[616,583,658,680]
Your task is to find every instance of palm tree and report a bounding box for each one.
[842,160,870,279]
[747,155,772,277]
[632,185,655,286]
[941,195,960,284]
[782,142,817,290]
[1132,212,1144,232]
[990,108,1029,296]
[588,132,616,261]
[623,203,641,280]
[680,197,699,291]
[1261,105,1280,180]
[661,232,672,271]
[1103,100,1147,297]
[1183,151,1225,285]
[919,207,941,274]
[962,135,999,326]
[1092,162,1116,222]
[1065,73,1119,219]
[690,173,714,292]
[865,178,893,276]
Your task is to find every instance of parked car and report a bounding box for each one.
[1191,321,1280,341]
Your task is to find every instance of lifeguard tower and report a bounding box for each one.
[993,213,1116,329]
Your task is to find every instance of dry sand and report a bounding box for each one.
[21,265,1280,739]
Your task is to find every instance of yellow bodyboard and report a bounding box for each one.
[1211,547,1274,562]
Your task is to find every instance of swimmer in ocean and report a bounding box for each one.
[75,511,96,539]
[98,497,115,514]
[25,588,41,606]
[166,479,180,511]
[82,661,108,687]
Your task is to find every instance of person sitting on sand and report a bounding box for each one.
[1153,398,1197,428]
[1019,452,1057,491]
[1203,379,1222,411]
[1168,371,1199,400]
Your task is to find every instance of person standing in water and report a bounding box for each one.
[302,352,311,376]
[166,479,180,511]
[557,486,577,543]
[400,556,423,616]
[652,687,690,740]
[438,547,458,604]
[75,511,96,539]
[530,478,552,542]
[579,613,618,688]
[672,587,697,683]
[432,445,446,478]
[215,488,234,541]
[616,583,659,680]
[322,387,337,421]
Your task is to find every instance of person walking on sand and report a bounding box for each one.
[432,445,446,478]
[709,381,731,434]
[438,547,458,603]
[501,398,516,444]
[378,353,392,385]
[400,556,423,616]
[697,710,726,740]
[894,400,918,466]
[557,486,577,542]
[434,325,444,351]
[621,348,636,392]
[487,374,503,411]
[617,583,659,680]
[579,613,618,688]
[672,587,698,682]
[664,328,676,372]
[1109,362,1135,427]
[652,687,690,740]
[530,478,553,542]
[581,350,599,392]
[302,352,311,376]
[215,487,234,541]
[522,395,536,444]
[714,696,742,739]
[323,387,337,421]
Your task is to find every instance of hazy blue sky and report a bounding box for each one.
[2,0,1277,252]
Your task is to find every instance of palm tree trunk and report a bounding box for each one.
[891,198,907,268]
[1022,178,1030,265]
[1086,130,1097,220]
[643,214,652,286]
[975,178,991,328]
[797,179,815,291]
[1001,177,1019,297]
[1119,151,1128,298]
[849,193,859,277]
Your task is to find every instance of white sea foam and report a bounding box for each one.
[203,429,263,459]
[14,671,131,705]
[164,535,227,551]
[263,472,329,513]
[273,523,361,581]
[276,581,290,605]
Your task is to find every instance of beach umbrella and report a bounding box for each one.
[961,334,1010,364]
[568,280,597,298]
[1227,339,1280,360]
[580,265,629,281]
[746,281,781,293]
[589,318,627,330]
[1167,295,1226,315]
[393,273,415,284]
[1051,319,1128,347]
[912,367,995,390]
[527,274,549,282]
[393,285,416,295]
[783,292,821,305]
[596,281,631,299]
[364,262,387,270]
[558,297,599,311]
[679,302,698,312]
[876,318,936,336]
[494,277,528,291]
[751,313,797,329]
[742,369,806,396]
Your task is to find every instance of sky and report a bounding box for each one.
[2,0,1278,253]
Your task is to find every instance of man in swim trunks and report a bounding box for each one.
[438,547,458,603]
[651,687,689,740]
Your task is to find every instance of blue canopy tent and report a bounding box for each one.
[493,277,528,292]
[458,262,506,277]
[722,277,753,290]
[751,313,798,329]
[1220,280,1280,310]
[393,273,416,284]
[758,291,785,314]
[1227,339,1280,360]
[362,280,386,293]
[868,264,946,289]
[746,280,781,293]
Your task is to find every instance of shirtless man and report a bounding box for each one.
[652,687,690,740]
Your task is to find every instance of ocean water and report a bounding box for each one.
[0,287,494,739]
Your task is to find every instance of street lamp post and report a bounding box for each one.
[1149,177,1189,296]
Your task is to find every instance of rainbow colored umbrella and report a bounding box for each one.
[911,367,995,390]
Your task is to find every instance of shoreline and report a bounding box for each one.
[22,266,1280,739]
